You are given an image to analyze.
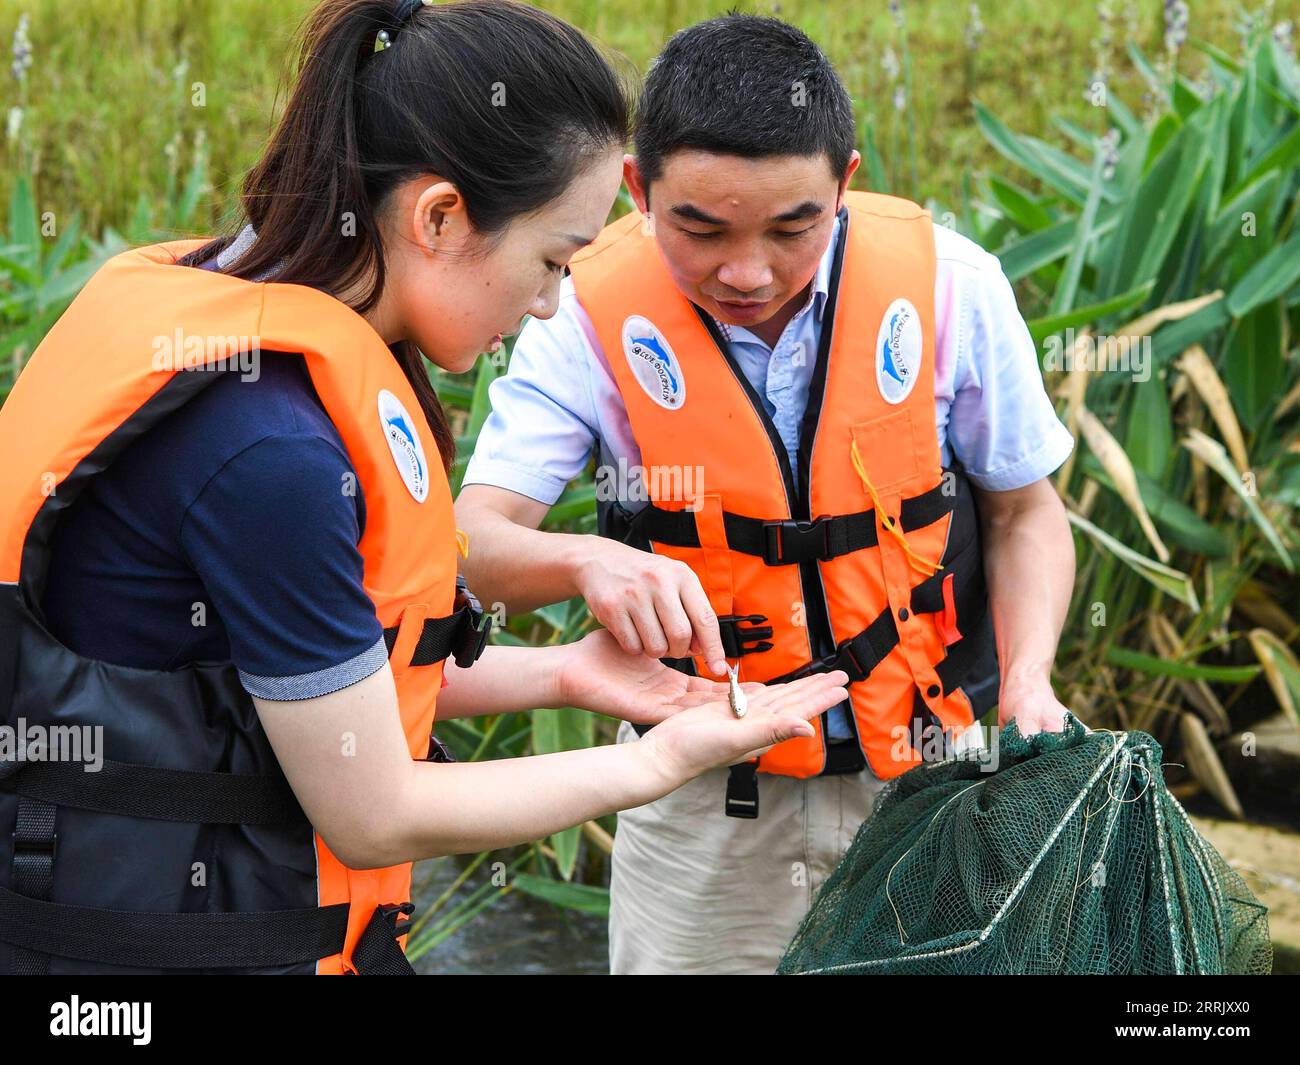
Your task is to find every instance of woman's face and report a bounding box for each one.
[381,149,625,373]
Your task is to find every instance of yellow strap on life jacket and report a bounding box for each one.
[455,528,471,560]
[850,439,944,577]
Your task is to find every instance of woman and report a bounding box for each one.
[0,0,847,974]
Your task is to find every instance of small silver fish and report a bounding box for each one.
[726,663,748,718]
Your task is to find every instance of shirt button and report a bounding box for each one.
[926,683,941,698]
[898,608,910,622]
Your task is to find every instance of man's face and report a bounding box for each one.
[625,149,858,330]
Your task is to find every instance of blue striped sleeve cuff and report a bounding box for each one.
[238,634,389,701]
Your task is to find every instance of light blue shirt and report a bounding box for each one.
[464,216,1075,741]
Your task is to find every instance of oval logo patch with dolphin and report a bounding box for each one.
[377,388,429,503]
[875,298,923,405]
[621,315,685,410]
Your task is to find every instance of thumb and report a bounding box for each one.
[750,714,815,746]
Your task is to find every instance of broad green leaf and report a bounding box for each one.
[1103,646,1261,684]
[1149,298,1229,366]
[1223,301,1286,431]
[1181,429,1294,572]
[531,705,594,880]
[1247,629,1300,727]
[985,174,1053,231]
[1048,150,1106,317]
[1125,375,1173,481]
[512,873,610,917]
[1065,510,1200,609]
[1226,228,1300,317]
[1027,282,1153,346]
[975,102,1090,205]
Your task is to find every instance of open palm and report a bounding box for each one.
[560,628,730,725]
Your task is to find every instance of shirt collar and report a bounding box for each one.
[708,211,842,346]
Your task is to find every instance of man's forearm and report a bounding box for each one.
[978,492,1076,691]
[455,500,589,615]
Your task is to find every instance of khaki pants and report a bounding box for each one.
[608,720,891,974]
[607,718,990,974]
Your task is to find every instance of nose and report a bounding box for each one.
[715,251,773,297]
[531,279,561,321]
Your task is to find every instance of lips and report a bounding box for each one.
[714,298,769,321]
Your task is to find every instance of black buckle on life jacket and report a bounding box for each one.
[378,900,416,939]
[450,581,493,669]
[724,763,759,819]
[425,733,457,764]
[10,831,57,859]
[761,518,831,566]
[718,614,774,658]
[452,606,492,669]
[775,631,882,686]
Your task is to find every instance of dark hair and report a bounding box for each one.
[633,12,854,191]
[181,0,631,470]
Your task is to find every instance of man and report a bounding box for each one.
[456,14,1077,974]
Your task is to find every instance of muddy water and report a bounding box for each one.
[408,855,609,975]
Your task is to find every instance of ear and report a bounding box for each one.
[623,154,650,217]
[413,179,466,255]
[837,151,861,208]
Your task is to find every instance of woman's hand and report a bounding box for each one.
[557,628,730,724]
[634,670,851,788]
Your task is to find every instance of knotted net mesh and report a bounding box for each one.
[778,713,1272,975]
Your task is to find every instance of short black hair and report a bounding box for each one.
[634,12,855,187]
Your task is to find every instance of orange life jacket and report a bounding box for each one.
[569,191,998,815]
[0,239,489,973]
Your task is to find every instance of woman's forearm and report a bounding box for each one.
[384,739,671,864]
[437,644,568,718]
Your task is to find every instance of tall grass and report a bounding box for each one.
[1,1,1296,918]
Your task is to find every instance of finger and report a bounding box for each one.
[649,586,695,661]
[625,593,671,660]
[666,691,733,710]
[728,714,817,757]
[684,675,731,694]
[677,575,728,677]
[753,672,849,717]
[599,611,643,656]
[756,687,848,725]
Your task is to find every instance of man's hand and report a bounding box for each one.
[573,537,729,676]
[998,672,1070,736]
[557,628,730,724]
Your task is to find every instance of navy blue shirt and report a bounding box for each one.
[43,334,388,700]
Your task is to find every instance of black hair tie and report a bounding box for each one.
[376,0,430,50]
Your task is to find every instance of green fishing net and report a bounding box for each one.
[778,713,1272,975]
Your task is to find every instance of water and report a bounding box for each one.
[407,854,609,975]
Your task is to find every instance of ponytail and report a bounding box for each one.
[181,0,632,473]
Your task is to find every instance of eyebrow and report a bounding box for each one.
[556,231,599,248]
[669,200,826,227]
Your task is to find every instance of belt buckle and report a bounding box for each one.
[761,518,828,565]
